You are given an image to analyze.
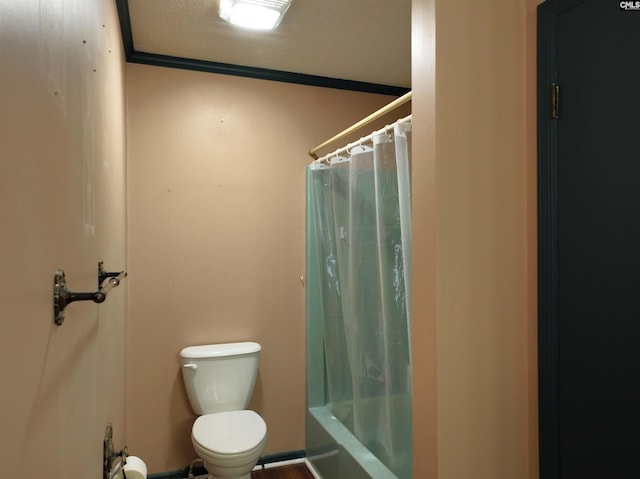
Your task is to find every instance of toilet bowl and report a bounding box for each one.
[191,410,267,479]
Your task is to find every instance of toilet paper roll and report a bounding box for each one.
[111,456,148,479]
[122,456,147,479]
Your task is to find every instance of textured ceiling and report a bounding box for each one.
[126,0,411,88]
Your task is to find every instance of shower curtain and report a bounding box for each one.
[306,119,413,478]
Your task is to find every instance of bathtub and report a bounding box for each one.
[305,394,412,479]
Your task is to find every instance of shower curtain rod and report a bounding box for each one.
[313,115,411,165]
[308,91,412,159]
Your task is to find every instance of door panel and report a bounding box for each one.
[539,1,640,478]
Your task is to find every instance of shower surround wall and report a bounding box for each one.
[125,63,405,474]
[0,1,127,478]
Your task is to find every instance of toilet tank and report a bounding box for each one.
[180,342,261,415]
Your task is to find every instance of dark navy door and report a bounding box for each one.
[538,1,640,478]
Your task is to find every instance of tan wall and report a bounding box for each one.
[411,0,439,476]
[125,63,406,473]
[411,1,538,478]
[0,1,127,477]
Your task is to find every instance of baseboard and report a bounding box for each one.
[257,450,306,467]
[147,468,191,479]
[148,450,307,479]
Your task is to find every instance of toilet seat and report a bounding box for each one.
[192,410,267,456]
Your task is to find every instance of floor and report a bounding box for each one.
[252,462,317,479]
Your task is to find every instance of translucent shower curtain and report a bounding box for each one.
[306,119,413,478]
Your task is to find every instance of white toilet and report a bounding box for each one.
[180,342,267,479]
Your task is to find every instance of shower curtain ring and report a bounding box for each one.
[347,140,361,156]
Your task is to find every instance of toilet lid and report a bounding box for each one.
[193,410,266,455]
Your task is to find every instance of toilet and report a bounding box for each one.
[180,342,267,479]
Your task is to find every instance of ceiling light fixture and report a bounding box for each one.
[219,0,293,30]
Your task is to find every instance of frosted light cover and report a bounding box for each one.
[219,0,292,30]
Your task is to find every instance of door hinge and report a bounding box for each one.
[551,83,560,119]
